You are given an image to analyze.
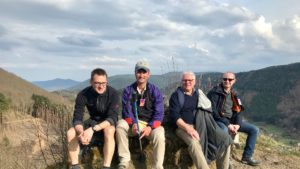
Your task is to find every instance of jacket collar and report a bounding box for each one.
[214,83,235,95]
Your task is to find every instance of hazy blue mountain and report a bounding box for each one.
[32,78,80,91]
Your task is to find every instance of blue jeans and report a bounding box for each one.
[216,121,259,158]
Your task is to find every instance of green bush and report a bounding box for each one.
[0,93,10,112]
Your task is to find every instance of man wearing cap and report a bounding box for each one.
[116,61,165,169]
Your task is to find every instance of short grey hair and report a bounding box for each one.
[181,71,196,80]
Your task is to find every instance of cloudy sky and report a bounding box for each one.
[1,0,300,81]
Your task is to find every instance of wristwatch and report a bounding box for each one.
[92,125,97,132]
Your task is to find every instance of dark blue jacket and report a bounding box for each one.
[122,82,164,129]
[169,87,198,126]
[207,84,244,126]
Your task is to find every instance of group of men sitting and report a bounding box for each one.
[67,61,260,169]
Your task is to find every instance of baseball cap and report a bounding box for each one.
[135,61,150,72]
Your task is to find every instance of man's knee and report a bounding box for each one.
[152,127,165,142]
[104,126,116,139]
[188,139,200,149]
[253,125,259,135]
[67,127,77,142]
[116,119,129,132]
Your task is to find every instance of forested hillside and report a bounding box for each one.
[234,62,300,133]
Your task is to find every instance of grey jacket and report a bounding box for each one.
[194,90,233,162]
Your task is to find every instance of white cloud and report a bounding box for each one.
[0,0,299,81]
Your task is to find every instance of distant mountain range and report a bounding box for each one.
[32,78,80,91]
[67,73,181,92]
[1,62,299,134]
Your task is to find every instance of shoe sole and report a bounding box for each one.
[241,160,260,166]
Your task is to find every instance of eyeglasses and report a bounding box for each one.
[182,79,194,83]
[222,78,234,82]
[93,82,107,86]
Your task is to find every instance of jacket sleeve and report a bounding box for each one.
[169,91,181,125]
[232,111,242,125]
[231,92,243,125]
[105,89,119,126]
[207,90,231,126]
[235,113,242,125]
[147,86,164,129]
[72,92,86,126]
[122,87,136,125]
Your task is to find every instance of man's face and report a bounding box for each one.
[135,69,150,84]
[182,74,195,92]
[91,74,107,94]
[222,73,236,90]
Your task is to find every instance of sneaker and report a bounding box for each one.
[70,164,80,169]
[241,157,260,166]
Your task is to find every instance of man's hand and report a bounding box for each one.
[140,126,152,139]
[185,125,200,141]
[75,124,84,135]
[232,125,240,134]
[228,124,235,134]
[131,123,139,135]
[228,124,240,135]
[80,127,94,145]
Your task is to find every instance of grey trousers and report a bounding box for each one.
[116,119,165,169]
[176,127,231,169]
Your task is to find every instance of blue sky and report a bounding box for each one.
[0,0,300,81]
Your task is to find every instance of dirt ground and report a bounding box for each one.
[1,117,300,169]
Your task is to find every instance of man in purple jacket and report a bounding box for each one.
[116,61,165,169]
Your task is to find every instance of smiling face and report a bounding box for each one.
[135,69,150,85]
[222,72,236,91]
[90,74,107,94]
[181,72,196,93]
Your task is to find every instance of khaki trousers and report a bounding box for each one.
[116,119,165,169]
[176,127,230,169]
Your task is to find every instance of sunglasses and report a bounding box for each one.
[223,78,234,82]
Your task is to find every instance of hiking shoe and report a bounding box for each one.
[241,157,260,166]
[70,164,80,169]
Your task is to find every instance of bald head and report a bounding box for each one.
[222,72,236,91]
[223,72,235,79]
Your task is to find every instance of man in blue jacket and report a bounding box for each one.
[116,61,165,169]
[169,71,231,169]
[207,72,260,166]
